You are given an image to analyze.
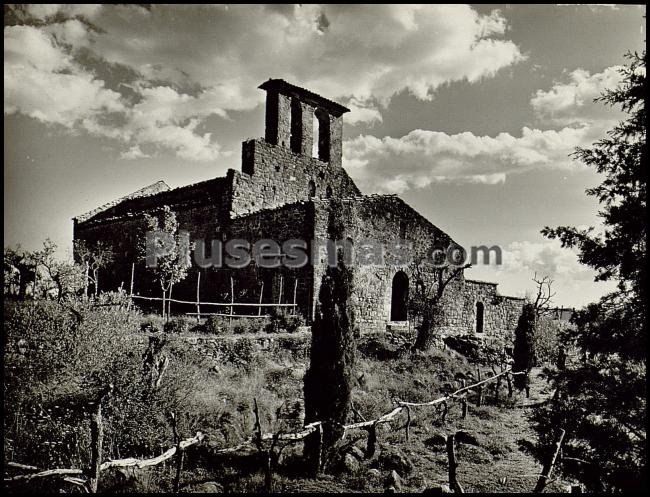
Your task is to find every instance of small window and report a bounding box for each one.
[308,180,316,198]
[326,185,333,198]
[399,220,408,239]
[476,302,484,334]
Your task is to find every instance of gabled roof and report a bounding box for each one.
[74,180,170,223]
[259,79,350,116]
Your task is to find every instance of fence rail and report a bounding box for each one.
[5,367,536,493]
[127,272,301,320]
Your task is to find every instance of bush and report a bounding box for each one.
[232,318,263,335]
[205,315,231,335]
[140,314,164,333]
[264,308,305,334]
[163,316,192,334]
[4,299,229,476]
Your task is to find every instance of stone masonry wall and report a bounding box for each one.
[229,138,360,217]
[438,279,525,340]
[311,195,460,333]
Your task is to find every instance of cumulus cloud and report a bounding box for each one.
[4,22,226,161]
[530,66,625,125]
[469,238,617,307]
[89,4,523,110]
[5,4,526,161]
[24,4,103,22]
[343,125,604,193]
[120,145,150,160]
[4,25,124,128]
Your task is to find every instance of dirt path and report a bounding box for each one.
[396,367,569,493]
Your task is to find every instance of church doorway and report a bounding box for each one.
[390,271,409,321]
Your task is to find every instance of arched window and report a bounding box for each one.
[476,302,484,334]
[315,108,330,162]
[326,185,333,198]
[390,271,409,322]
[290,98,303,154]
[308,180,316,199]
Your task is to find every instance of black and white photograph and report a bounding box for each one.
[3,3,646,494]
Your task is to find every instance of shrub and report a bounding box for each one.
[205,315,231,335]
[163,316,192,334]
[232,318,263,334]
[140,314,164,333]
[264,308,305,334]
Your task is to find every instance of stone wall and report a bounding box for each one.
[439,279,525,340]
[223,202,316,318]
[310,195,461,334]
[230,138,360,217]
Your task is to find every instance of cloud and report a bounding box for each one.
[4,23,227,161]
[469,238,617,307]
[4,25,124,128]
[500,240,594,281]
[120,145,150,160]
[5,4,526,162]
[342,125,604,193]
[530,66,625,125]
[89,4,523,109]
[24,4,104,22]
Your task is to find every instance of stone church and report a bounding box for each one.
[74,79,524,337]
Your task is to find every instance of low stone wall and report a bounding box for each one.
[181,331,312,366]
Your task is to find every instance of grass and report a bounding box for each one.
[4,301,572,493]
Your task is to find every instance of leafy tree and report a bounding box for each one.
[4,245,37,299]
[32,239,85,302]
[535,51,646,492]
[139,206,191,320]
[73,240,114,298]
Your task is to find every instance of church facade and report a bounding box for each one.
[74,79,524,337]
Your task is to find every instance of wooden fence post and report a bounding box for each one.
[258,282,264,316]
[196,272,201,323]
[506,371,513,398]
[441,400,448,424]
[404,406,412,441]
[315,423,323,476]
[229,276,234,329]
[170,413,184,493]
[534,428,566,493]
[278,275,284,308]
[128,263,135,310]
[447,433,463,493]
[292,278,298,315]
[252,398,273,492]
[460,380,468,419]
[168,283,173,320]
[366,422,377,459]
[88,385,112,493]
[494,373,502,404]
[476,369,483,407]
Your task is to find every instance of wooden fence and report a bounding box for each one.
[4,368,572,493]
[128,270,301,320]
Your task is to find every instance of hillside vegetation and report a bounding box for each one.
[4,299,571,493]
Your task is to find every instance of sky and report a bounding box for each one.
[4,4,646,307]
